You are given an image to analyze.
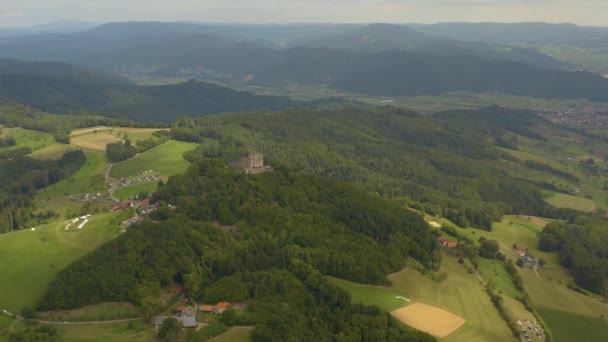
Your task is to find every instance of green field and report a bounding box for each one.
[0,212,126,312]
[209,327,253,342]
[0,128,59,153]
[28,144,78,160]
[37,152,110,215]
[389,254,515,342]
[70,127,167,152]
[113,182,158,200]
[443,215,608,332]
[36,302,140,322]
[545,193,596,212]
[537,307,608,342]
[327,277,409,311]
[110,141,196,179]
[476,259,522,299]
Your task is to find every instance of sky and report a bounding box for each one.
[1,0,607,27]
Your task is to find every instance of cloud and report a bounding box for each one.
[0,0,606,26]
[0,11,25,18]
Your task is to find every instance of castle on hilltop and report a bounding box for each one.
[228,152,271,174]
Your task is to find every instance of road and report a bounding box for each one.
[2,308,143,325]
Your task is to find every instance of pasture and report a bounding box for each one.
[110,141,196,179]
[536,307,608,342]
[0,212,126,312]
[327,277,410,311]
[391,303,465,338]
[70,131,122,152]
[70,127,167,152]
[389,255,515,342]
[0,128,58,153]
[29,144,78,160]
[544,193,596,212]
[443,215,608,329]
[209,326,254,342]
[113,182,158,200]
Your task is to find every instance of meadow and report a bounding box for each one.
[0,128,59,154]
[110,140,196,179]
[443,215,608,334]
[327,277,410,311]
[37,152,110,215]
[544,193,596,212]
[536,307,608,342]
[70,127,167,152]
[0,211,127,312]
[209,327,254,342]
[113,182,158,200]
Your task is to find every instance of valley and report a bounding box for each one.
[1,18,608,342]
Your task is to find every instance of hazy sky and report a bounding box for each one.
[1,0,607,27]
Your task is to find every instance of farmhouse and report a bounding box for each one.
[112,200,134,211]
[213,302,231,314]
[121,216,144,228]
[200,304,213,313]
[515,247,527,256]
[437,237,449,247]
[154,315,197,329]
[446,241,458,248]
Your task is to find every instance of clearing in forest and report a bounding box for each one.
[391,303,465,338]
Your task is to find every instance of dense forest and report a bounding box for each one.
[0,72,296,122]
[0,150,86,233]
[540,217,608,295]
[171,106,578,230]
[39,160,437,341]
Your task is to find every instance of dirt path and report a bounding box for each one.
[105,163,119,202]
[2,309,142,325]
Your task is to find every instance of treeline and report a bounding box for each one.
[106,132,170,163]
[170,107,575,230]
[0,136,16,147]
[0,150,86,233]
[0,102,167,144]
[539,216,608,295]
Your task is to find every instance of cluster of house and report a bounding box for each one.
[436,237,458,248]
[118,199,160,229]
[516,318,543,341]
[154,302,234,329]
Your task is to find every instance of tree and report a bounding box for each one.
[516,259,524,268]
[479,239,500,259]
[158,317,182,342]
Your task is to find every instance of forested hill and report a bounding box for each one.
[170,106,577,230]
[0,71,296,121]
[1,23,607,102]
[39,161,437,341]
[287,23,572,71]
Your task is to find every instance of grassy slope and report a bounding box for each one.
[0,128,60,155]
[113,182,158,200]
[208,327,254,342]
[327,277,409,312]
[544,193,596,212]
[445,216,608,336]
[69,127,165,152]
[389,254,515,342]
[0,212,126,312]
[110,141,196,179]
[537,307,608,342]
[37,152,110,215]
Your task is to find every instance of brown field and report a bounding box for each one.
[70,132,123,151]
[391,303,465,338]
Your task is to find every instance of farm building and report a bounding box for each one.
[213,302,231,314]
[121,216,144,228]
[154,315,197,329]
[437,237,449,247]
[200,304,213,313]
[446,241,458,248]
[515,247,527,256]
[112,200,134,211]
